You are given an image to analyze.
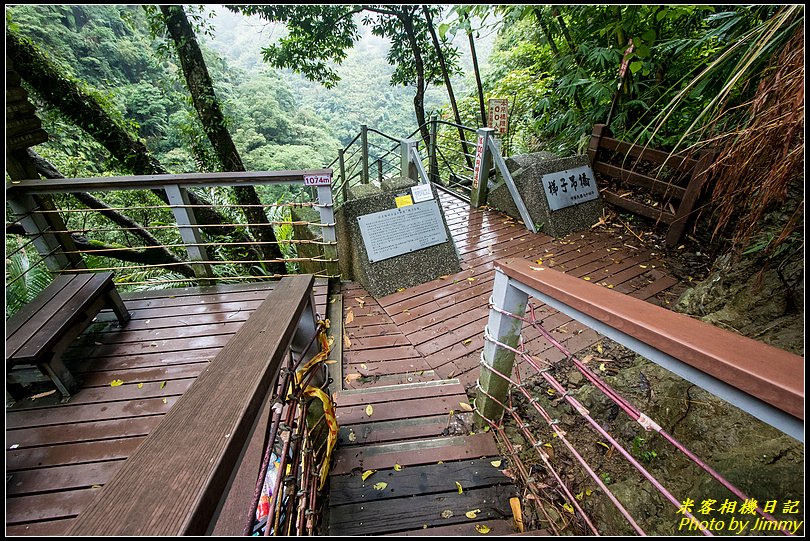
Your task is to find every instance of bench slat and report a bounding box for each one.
[67,274,316,536]
[5,274,93,341]
[10,273,115,363]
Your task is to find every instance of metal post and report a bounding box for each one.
[316,183,339,279]
[377,159,383,184]
[471,127,493,208]
[400,138,419,181]
[410,146,430,185]
[476,270,529,428]
[489,138,537,234]
[164,184,213,279]
[429,113,439,184]
[360,124,369,185]
[337,148,347,202]
[7,193,75,273]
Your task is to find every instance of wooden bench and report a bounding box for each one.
[587,124,715,247]
[6,272,130,398]
[67,274,317,536]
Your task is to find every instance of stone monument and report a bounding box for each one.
[487,153,603,237]
[334,176,461,297]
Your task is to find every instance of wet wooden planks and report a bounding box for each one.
[5,278,328,535]
[367,191,684,387]
[327,379,514,536]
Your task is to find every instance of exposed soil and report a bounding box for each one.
[492,208,805,536]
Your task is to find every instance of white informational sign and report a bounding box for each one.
[488,98,509,135]
[540,165,599,211]
[410,183,434,203]
[357,200,448,263]
[303,173,332,186]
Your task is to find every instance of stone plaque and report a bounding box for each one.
[357,200,448,263]
[540,165,599,211]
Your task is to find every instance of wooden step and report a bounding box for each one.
[327,458,515,536]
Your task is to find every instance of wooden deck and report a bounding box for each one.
[328,190,686,535]
[5,279,328,535]
[341,191,685,391]
[6,190,687,536]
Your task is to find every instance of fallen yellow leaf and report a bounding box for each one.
[529,266,545,271]
[394,464,403,471]
[397,287,406,292]
[348,430,357,442]
[456,481,463,494]
[365,404,374,417]
[162,397,168,404]
[373,482,388,490]
[459,402,473,412]
[345,309,355,325]
[137,383,144,389]
[467,277,476,282]
[462,338,472,346]
[607,284,614,289]
[490,460,502,468]
[160,381,166,389]
[362,469,376,481]
[110,379,124,387]
[360,363,367,370]
[466,509,481,519]
[475,524,491,534]
[596,342,603,354]
[563,502,575,514]
[344,334,352,349]
[583,276,591,281]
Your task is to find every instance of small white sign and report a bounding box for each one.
[540,165,599,211]
[303,174,332,186]
[411,183,434,203]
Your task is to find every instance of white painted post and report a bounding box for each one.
[7,194,74,272]
[316,183,339,278]
[471,127,494,208]
[164,184,213,279]
[400,138,419,181]
[476,269,530,427]
[489,138,537,234]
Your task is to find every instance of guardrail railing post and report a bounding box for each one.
[7,193,82,272]
[361,124,369,184]
[164,184,213,279]
[400,138,420,181]
[377,159,383,184]
[337,148,347,202]
[476,269,529,428]
[471,127,494,208]
[429,114,439,184]
[316,182,339,279]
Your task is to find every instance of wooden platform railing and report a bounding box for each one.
[587,124,714,247]
[477,258,804,442]
[5,170,338,285]
[67,274,318,535]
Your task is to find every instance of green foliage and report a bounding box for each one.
[5,241,53,319]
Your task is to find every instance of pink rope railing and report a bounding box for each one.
[475,297,792,536]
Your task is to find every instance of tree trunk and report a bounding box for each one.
[422,6,473,170]
[396,9,431,143]
[534,8,560,58]
[160,5,286,275]
[6,30,258,249]
[467,27,487,127]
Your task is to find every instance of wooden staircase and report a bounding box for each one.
[325,379,518,536]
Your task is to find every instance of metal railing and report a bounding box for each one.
[5,170,339,298]
[474,259,803,535]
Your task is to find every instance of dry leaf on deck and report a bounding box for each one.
[110,379,124,387]
[465,509,481,519]
[475,524,491,534]
[137,383,144,389]
[456,481,463,494]
[365,404,374,417]
[162,397,168,404]
[490,459,502,468]
[440,509,454,519]
[596,342,603,354]
[394,464,403,471]
[360,363,367,370]
[345,309,355,325]
[357,297,366,307]
[348,430,357,442]
[344,334,352,349]
[362,469,376,481]
[160,381,166,389]
[462,339,472,346]
[373,482,388,490]
[30,390,56,400]
[345,373,362,384]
